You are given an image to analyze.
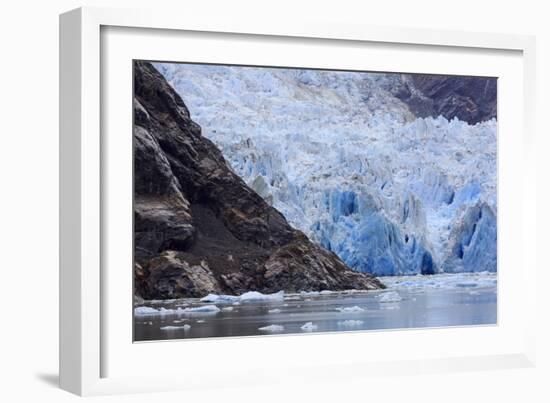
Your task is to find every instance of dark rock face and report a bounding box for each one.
[395,74,497,125]
[133,61,384,299]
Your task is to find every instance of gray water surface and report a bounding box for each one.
[134,273,497,341]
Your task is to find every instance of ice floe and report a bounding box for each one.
[240,291,285,302]
[378,291,402,303]
[180,305,221,313]
[134,306,161,316]
[134,304,220,317]
[336,306,365,313]
[134,306,175,316]
[382,272,497,291]
[200,294,239,303]
[258,324,285,332]
[338,320,364,327]
[198,290,285,304]
[300,322,318,331]
[268,308,281,314]
[160,324,191,331]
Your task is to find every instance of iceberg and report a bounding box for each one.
[335,306,365,313]
[338,320,364,327]
[378,291,403,303]
[200,294,239,303]
[160,324,191,331]
[300,322,318,331]
[198,291,285,304]
[134,306,176,316]
[239,291,285,302]
[134,306,161,316]
[258,324,285,332]
[179,305,220,313]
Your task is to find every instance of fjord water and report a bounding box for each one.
[134,272,497,341]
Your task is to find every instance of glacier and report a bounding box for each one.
[154,63,497,276]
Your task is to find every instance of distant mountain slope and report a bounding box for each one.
[393,74,497,125]
[133,61,384,299]
[155,63,497,275]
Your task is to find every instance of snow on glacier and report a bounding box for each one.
[155,63,497,275]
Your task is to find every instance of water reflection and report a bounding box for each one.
[135,273,497,341]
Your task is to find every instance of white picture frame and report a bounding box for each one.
[59,6,537,396]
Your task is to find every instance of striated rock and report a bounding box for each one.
[136,251,222,299]
[263,233,383,292]
[133,61,384,299]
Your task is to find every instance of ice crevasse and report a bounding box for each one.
[155,63,497,276]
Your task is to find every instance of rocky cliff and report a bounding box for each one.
[133,61,384,299]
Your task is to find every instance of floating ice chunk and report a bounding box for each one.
[221,307,234,312]
[160,324,191,331]
[134,306,175,316]
[258,324,285,332]
[343,289,368,295]
[148,299,176,304]
[179,305,220,314]
[378,291,402,303]
[336,306,365,313]
[301,322,318,331]
[338,320,364,327]
[455,282,477,288]
[240,290,284,302]
[200,294,239,303]
[134,306,160,316]
[320,290,334,295]
[172,319,187,324]
[268,308,281,314]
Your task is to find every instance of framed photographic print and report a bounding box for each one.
[60,6,537,396]
[132,60,498,342]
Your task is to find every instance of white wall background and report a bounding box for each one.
[0,0,547,402]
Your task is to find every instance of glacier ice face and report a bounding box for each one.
[443,203,497,273]
[154,63,497,275]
